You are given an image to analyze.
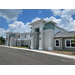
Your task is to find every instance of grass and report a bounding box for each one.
[13,46,29,49]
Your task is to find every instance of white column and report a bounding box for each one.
[6,38,8,46]
[7,39,9,46]
[39,26,43,50]
[10,37,15,46]
[31,28,35,49]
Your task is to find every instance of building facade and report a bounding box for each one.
[5,32,31,48]
[29,19,67,50]
[54,31,75,51]
[5,19,75,51]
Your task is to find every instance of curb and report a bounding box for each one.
[1,45,75,60]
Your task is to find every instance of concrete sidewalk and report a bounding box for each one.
[1,45,75,60]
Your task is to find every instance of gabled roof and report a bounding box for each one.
[44,20,57,25]
[5,32,31,35]
[29,19,57,25]
[55,25,67,32]
[29,19,45,25]
[5,32,21,34]
[54,31,75,38]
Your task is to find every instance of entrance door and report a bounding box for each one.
[21,41,24,46]
[8,36,10,46]
[35,28,39,49]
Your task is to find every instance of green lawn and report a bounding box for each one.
[13,46,29,49]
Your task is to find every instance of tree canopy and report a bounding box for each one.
[0,36,5,44]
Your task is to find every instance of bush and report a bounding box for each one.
[0,40,2,45]
[72,34,75,47]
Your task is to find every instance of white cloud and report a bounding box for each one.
[51,9,75,31]
[32,17,41,22]
[0,28,6,38]
[1,9,75,38]
[51,9,62,16]
[6,21,31,33]
[62,9,75,16]
[6,17,42,34]
[51,9,75,17]
[44,16,65,28]
[39,10,41,14]
[0,9,22,21]
[44,16,61,24]
[0,17,41,38]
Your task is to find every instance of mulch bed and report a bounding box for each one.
[43,50,75,56]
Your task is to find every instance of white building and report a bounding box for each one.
[5,19,75,51]
[5,32,31,48]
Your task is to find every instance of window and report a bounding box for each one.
[18,36,20,38]
[30,34,31,37]
[55,39,60,47]
[25,35,26,38]
[66,40,70,47]
[65,39,75,48]
[71,40,75,47]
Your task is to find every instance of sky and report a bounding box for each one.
[0,9,75,38]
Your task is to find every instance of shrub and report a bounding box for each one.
[0,40,2,45]
[72,34,75,47]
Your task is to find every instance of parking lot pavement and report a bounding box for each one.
[0,46,75,65]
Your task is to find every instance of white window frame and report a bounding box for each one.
[55,39,60,47]
[65,39,75,48]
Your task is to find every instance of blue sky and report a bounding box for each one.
[0,9,75,37]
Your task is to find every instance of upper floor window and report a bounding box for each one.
[30,34,31,37]
[25,35,26,38]
[18,36,20,38]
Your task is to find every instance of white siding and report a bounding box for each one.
[6,34,10,38]
[17,34,31,40]
[55,26,66,33]
[32,22,44,32]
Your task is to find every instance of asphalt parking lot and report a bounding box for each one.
[0,46,75,65]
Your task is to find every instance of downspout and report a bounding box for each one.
[61,37,63,50]
[16,37,17,46]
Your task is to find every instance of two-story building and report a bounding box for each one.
[5,32,31,48]
[5,19,75,51]
[29,19,67,50]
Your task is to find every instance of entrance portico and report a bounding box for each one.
[29,19,57,51]
[30,19,45,50]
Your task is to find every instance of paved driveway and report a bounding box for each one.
[0,46,75,65]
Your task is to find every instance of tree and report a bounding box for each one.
[0,36,5,44]
[72,34,75,47]
[0,40,2,45]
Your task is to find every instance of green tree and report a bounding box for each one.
[72,34,75,47]
[0,40,2,45]
[0,36,5,44]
